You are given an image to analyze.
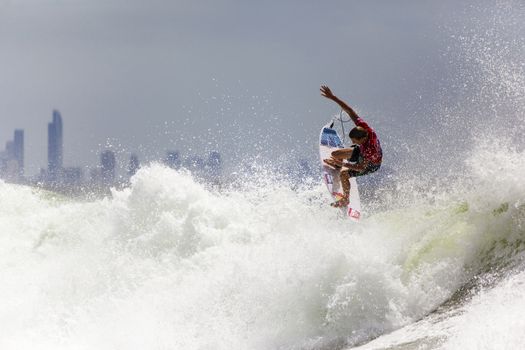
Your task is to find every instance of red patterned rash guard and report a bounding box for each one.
[355,117,382,165]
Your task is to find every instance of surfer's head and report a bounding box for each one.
[349,126,368,144]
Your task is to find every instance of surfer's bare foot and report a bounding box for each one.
[330,197,349,208]
[323,158,342,169]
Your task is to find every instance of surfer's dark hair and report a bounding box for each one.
[349,126,368,140]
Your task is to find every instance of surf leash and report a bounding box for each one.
[332,109,352,143]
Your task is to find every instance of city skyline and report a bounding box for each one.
[1,109,226,191]
[2,0,509,178]
[1,108,231,179]
[1,0,521,186]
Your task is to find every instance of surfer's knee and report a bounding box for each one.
[330,151,342,159]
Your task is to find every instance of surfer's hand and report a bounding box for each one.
[320,85,335,100]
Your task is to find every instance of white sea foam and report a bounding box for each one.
[349,142,525,350]
[1,146,524,350]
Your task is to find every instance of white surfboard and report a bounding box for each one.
[319,121,362,221]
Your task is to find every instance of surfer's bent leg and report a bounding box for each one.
[340,169,351,199]
[331,148,354,160]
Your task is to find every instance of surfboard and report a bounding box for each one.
[319,121,362,221]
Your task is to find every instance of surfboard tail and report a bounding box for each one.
[347,207,361,222]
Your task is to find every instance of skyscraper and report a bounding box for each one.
[5,141,14,159]
[48,110,63,178]
[128,154,140,177]
[0,130,24,182]
[207,151,222,178]
[101,150,116,185]
[13,129,24,177]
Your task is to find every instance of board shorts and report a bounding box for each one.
[345,145,381,177]
[346,163,381,177]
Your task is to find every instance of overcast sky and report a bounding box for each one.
[0,0,521,176]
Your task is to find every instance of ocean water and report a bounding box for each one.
[1,138,524,350]
[2,2,524,349]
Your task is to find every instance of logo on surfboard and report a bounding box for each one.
[348,208,361,220]
[324,173,333,185]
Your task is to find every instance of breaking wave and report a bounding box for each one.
[1,138,524,350]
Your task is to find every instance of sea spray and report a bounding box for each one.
[2,158,524,350]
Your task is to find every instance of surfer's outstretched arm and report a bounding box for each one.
[320,85,360,125]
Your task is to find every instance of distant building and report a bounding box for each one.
[165,151,181,169]
[0,129,24,182]
[184,155,204,173]
[1,159,20,182]
[62,167,83,187]
[0,151,7,176]
[48,110,63,179]
[206,151,222,179]
[89,167,102,185]
[5,141,14,159]
[128,154,140,177]
[13,129,24,177]
[100,150,116,185]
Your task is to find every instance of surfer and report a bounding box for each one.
[321,85,382,207]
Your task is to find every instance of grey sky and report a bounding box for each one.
[0,0,517,176]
